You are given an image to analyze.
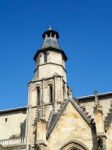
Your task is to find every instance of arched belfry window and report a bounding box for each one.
[44,52,48,63]
[37,87,40,105]
[48,84,53,104]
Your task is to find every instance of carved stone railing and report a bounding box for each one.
[0,137,26,146]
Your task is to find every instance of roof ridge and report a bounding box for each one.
[76,91,112,100]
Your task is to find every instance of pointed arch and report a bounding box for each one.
[60,140,89,150]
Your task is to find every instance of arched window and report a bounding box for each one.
[60,141,88,150]
[49,85,53,104]
[37,87,40,105]
[44,52,48,63]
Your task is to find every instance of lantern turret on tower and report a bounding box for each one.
[33,27,67,82]
[42,26,59,49]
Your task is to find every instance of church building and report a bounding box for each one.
[0,28,112,150]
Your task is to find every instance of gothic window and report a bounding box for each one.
[44,52,48,63]
[49,84,53,104]
[37,87,40,105]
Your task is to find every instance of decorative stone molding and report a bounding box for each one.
[60,140,89,150]
[31,83,42,91]
[46,99,95,139]
[45,79,54,88]
[97,135,107,150]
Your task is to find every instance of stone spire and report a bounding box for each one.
[42,27,60,49]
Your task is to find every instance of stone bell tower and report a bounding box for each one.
[26,27,70,149]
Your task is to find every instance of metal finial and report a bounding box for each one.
[49,25,52,30]
[93,90,98,96]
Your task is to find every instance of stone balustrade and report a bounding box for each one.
[0,137,26,146]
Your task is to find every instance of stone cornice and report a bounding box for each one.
[33,47,67,61]
[34,62,67,73]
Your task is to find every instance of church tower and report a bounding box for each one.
[26,28,71,149]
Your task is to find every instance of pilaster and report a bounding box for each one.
[93,91,107,150]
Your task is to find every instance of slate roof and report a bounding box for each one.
[0,107,27,114]
[33,28,68,61]
[42,37,59,49]
[42,28,59,49]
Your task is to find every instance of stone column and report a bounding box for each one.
[26,83,36,150]
[42,78,45,104]
[94,92,107,150]
[64,83,68,100]
[54,75,58,112]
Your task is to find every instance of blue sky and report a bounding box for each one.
[0,0,112,109]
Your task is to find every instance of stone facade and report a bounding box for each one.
[0,28,112,150]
